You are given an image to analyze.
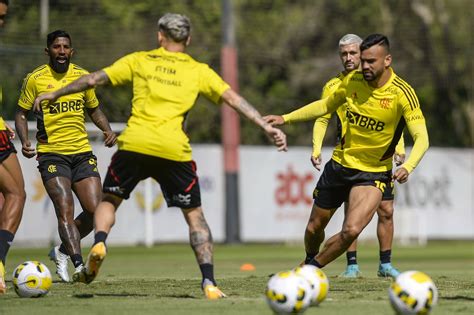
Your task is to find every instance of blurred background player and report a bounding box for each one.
[0,0,8,28]
[33,13,287,299]
[0,0,27,294]
[265,34,429,271]
[15,30,116,283]
[310,34,403,278]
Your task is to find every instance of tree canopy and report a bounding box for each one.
[1,0,472,147]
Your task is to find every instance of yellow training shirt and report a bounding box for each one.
[103,47,230,161]
[313,72,405,161]
[18,64,99,154]
[284,68,428,173]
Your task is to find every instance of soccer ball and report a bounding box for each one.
[294,264,329,305]
[388,270,438,315]
[265,271,312,314]
[12,261,52,298]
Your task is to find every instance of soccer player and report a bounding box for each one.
[265,34,429,271]
[311,34,403,278]
[0,0,27,294]
[32,13,287,299]
[15,30,117,283]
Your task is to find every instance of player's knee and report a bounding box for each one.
[378,202,394,221]
[341,224,361,243]
[307,209,331,232]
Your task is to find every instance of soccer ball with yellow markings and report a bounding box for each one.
[265,270,312,314]
[12,261,52,298]
[294,264,329,306]
[388,270,438,315]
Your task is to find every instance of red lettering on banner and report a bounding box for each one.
[275,165,315,206]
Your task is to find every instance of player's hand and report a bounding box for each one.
[263,115,285,126]
[394,153,405,166]
[311,155,322,171]
[21,140,36,158]
[265,126,287,152]
[393,167,409,183]
[5,122,15,140]
[103,130,117,147]
[33,92,58,112]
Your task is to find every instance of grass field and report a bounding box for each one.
[1,241,473,314]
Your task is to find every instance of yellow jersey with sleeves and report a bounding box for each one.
[18,64,99,154]
[103,47,230,161]
[284,68,428,173]
[312,73,346,160]
[0,117,5,130]
[313,72,405,162]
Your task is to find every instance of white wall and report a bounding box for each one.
[8,141,473,246]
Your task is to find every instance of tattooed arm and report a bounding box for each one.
[33,70,110,112]
[220,89,287,151]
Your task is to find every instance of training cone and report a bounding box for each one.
[240,263,256,271]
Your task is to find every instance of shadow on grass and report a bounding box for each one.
[73,293,197,299]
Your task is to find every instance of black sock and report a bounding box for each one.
[380,250,391,264]
[308,258,323,268]
[346,251,358,265]
[199,263,216,286]
[0,229,14,264]
[58,244,68,255]
[94,231,108,245]
[70,254,83,268]
[304,251,318,264]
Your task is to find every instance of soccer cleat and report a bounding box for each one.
[48,246,71,282]
[378,263,401,278]
[83,242,107,284]
[0,261,6,294]
[72,264,87,283]
[202,279,227,300]
[340,264,362,278]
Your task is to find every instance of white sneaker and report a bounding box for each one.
[72,264,87,283]
[48,246,70,282]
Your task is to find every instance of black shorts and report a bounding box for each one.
[313,159,392,209]
[103,150,201,209]
[37,151,100,183]
[382,180,395,201]
[0,130,17,163]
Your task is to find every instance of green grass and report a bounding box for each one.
[1,241,473,314]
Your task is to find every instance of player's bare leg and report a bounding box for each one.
[45,177,85,281]
[376,200,400,278]
[340,203,361,278]
[182,206,226,299]
[0,154,26,294]
[312,186,382,267]
[81,193,122,284]
[303,205,334,265]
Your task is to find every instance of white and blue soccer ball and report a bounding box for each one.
[12,261,52,298]
[265,270,313,314]
[388,270,438,315]
[294,264,329,306]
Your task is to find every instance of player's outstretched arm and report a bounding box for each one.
[14,108,36,158]
[86,107,117,147]
[221,89,287,152]
[32,70,110,112]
